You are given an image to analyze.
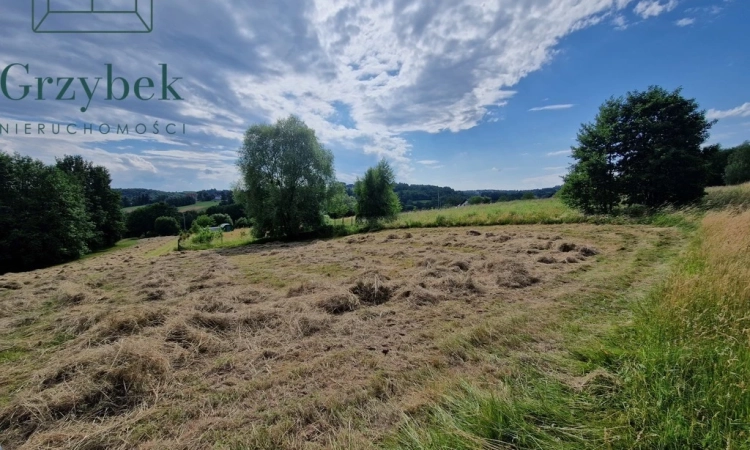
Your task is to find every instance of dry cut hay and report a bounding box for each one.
[0,339,170,443]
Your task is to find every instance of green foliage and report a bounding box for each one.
[125,202,178,237]
[192,215,215,229]
[724,141,750,185]
[354,159,402,223]
[0,153,94,274]
[191,228,222,245]
[205,203,246,222]
[210,213,233,227]
[468,195,491,205]
[561,86,715,213]
[238,115,335,239]
[154,216,180,236]
[56,155,125,250]
[235,217,250,228]
[326,182,356,219]
[521,192,536,200]
[702,144,734,186]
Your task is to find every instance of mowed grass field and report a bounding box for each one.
[0,184,748,449]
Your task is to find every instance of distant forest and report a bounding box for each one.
[117,188,234,208]
[118,184,559,212]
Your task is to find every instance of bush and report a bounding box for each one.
[235,217,250,228]
[191,228,222,245]
[154,216,180,236]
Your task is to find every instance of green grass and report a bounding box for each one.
[385,208,750,450]
[79,238,140,261]
[177,201,221,212]
[702,181,750,210]
[121,201,220,214]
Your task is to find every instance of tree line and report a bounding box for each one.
[0,154,125,274]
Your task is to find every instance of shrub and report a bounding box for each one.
[190,215,215,233]
[191,228,222,245]
[154,216,180,236]
[235,217,250,228]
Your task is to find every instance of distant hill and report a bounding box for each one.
[116,188,233,210]
[347,183,562,211]
[118,184,560,214]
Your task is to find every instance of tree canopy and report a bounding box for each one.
[238,115,336,238]
[56,155,125,250]
[354,159,402,223]
[560,86,715,213]
[0,153,94,273]
[724,141,750,185]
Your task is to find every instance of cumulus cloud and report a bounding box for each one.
[634,0,679,18]
[675,17,695,26]
[707,103,750,120]
[0,0,664,189]
[529,104,575,111]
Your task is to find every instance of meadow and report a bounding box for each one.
[0,183,748,449]
[121,201,220,214]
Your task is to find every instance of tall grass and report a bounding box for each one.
[386,209,750,449]
[612,209,750,448]
[703,182,750,210]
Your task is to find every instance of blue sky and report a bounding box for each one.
[0,0,748,191]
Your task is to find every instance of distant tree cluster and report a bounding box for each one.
[561,86,717,213]
[164,195,197,208]
[0,153,124,274]
[392,184,557,210]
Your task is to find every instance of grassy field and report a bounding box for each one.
[0,184,747,449]
[121,201,220,214]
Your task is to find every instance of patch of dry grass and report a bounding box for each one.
[0,225,683,449]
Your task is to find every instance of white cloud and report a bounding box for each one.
[417,160,440,166]
[529,104,575,112]
[675,17,695,26]
[547,149,573,156]
[0,0,669,189]
[707,102,750,120]
[612,15,629,29]
[634,0,678,18]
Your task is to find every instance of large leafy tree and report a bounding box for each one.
[56,155,125,250]
[238,115,336,238]
[561,86,715,212]
[354,159,402,223]
[724,141,750,185]
[0,153,93,274]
